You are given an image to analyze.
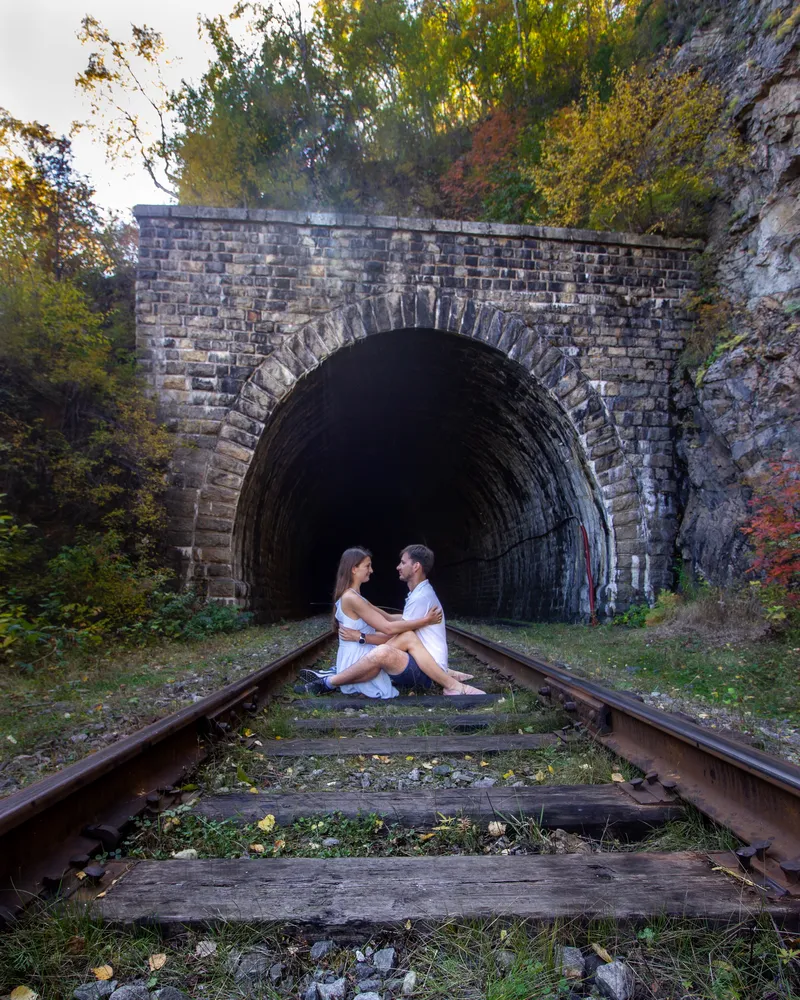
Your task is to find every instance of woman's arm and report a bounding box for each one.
[342,593,441,635]
[338,626,389,645]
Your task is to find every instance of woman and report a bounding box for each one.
[301,547,484,698]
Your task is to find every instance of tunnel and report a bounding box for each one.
[233,327,611,622]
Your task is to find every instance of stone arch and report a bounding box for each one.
[191,288,648,618]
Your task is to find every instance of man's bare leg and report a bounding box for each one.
[315,639,483,695]
[384,632,484,694]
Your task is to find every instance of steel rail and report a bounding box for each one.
[448,624,800,896]
[0,629,335,922]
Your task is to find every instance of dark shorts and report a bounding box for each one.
[393,654,434,691]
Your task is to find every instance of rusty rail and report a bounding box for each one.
[4,622,800,921]
[448,625,800,897]
[0,630,334,921]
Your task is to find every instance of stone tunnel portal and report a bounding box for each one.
[234,328,611,622]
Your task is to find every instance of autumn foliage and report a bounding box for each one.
[742,463,800,606]
[531,62,748,235]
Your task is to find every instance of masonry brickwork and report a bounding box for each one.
[135,206,699,616]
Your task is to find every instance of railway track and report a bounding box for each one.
[2,624,800,938]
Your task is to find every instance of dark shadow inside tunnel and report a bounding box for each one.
[234,328,610,622]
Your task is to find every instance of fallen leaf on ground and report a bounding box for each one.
[499,929,508,942]
[249,843,265,853]
[610,772,625,783]
[195,940,217,959]
[534,770,545,782]
[502,770,514,779]
[248,786,259,794]
[422,762,434,770]
[418,832,436,841]
[257,813,276,833]
[547,765,554,774]
[591,943,613,964]
[66,936,86,955]
[406,755,414,761]
[92,966,113,981]
[148,954,167,971]
[480,761,489,767]
[9,987,38,999]
[243,728,254,737]
[464,754,473,760]
[488,821,507,837]
[172,849,198,860]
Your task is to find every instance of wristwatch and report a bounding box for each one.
[358,632,366,644]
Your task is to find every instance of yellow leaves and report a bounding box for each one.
[591,943,614,964]
[9,988,38,1000]
[405,755,415,761]
[422,762,434,770]
[499,929,508,942]
[243,728,254,737]
[480,760,489,768]
[405,919,412,930]
[257,813,276,833]
[610,772,625,783]
[463,755,473,760]
[148,954,167,971]
[372,754,391,763]
[502,770,514,779]
[248,786,259,794]
[534,770,545,782]
[547,765,554,774]
[92,966,113,981]
[418,832,436,842]
[249,843,266,853]
[532,59,747,235]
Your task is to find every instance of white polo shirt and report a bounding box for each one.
[403,579,448,671]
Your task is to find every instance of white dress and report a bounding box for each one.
[334,596,398,700]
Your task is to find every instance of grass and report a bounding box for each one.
[0,616,330,795]
[454,618,800,727]
[2,906,797,1000]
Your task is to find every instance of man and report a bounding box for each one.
[297,544,482,696]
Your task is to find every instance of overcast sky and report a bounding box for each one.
[0,0,236,215]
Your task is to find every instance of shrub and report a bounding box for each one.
[742,462,800,607]
[612,602,650,628]
[531,61,748,235]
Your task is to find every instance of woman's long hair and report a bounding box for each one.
[332,547,371,626]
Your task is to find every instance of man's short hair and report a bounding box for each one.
[401,544,434,575]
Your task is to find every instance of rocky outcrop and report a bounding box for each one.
[673,0,800,586]
[676,302,800,585]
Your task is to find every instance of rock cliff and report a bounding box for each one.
[673,0,799,586]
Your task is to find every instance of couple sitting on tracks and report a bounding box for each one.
[297,544,485,699]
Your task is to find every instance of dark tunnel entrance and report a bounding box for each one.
[234,328,611,621]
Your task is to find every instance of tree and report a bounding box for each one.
[0,110,107,277]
